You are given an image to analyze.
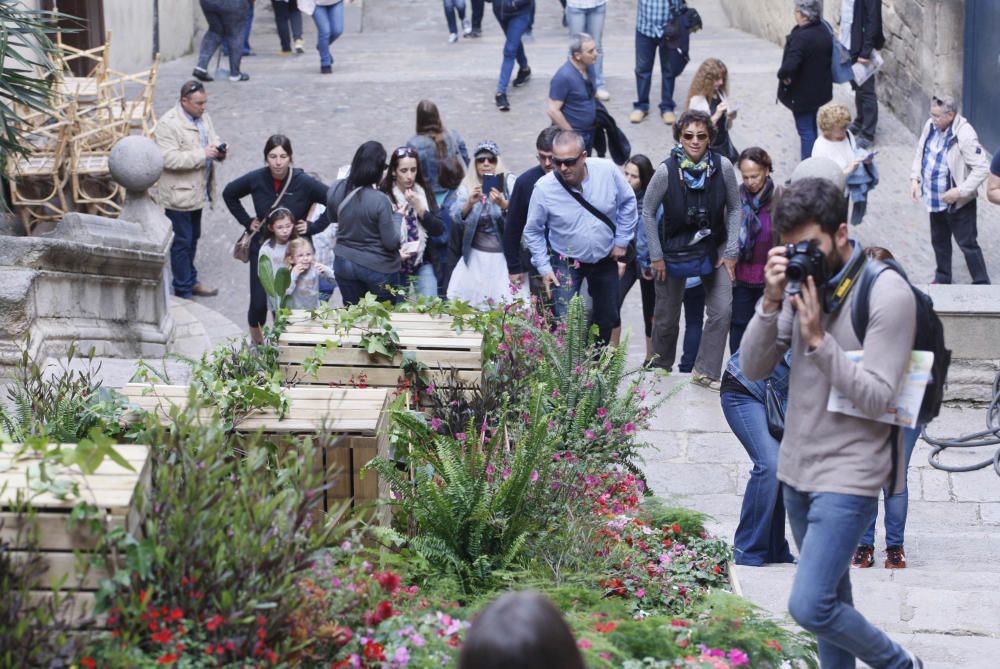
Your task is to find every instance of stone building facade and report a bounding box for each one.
[718,0,964,136]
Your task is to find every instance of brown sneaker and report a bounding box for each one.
[885,545,907,569]
[191,283,219,297]
[852,544,874,568]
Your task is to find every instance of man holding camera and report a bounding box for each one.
[740,178,923,669]
[155,80,226,299]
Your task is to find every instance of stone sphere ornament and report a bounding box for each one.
[109,135,164,192]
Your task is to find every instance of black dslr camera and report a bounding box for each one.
[784,240,826,296]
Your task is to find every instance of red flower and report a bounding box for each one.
[267,649,278,663]
[256,615,267,626]
[594,621,617,634]
[671,524,682,534]
[205,645,215,655]
[80,658,96,669]
[713,564,721,574]
[169,608,183,621]
[152,628,173,644]
[206,614,225,631]
[363,641,386,661]
[766,640,783,652]
[375,571,402,593]
[156,654,178,665]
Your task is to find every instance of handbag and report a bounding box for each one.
[232,172,293,263]
[663,230,714,278]
[764,380,786,441]
[824,20,855,84]
[555,174,637,266]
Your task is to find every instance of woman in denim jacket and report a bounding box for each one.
[721,348,796,566]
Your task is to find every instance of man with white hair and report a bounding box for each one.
[909,94,991,284]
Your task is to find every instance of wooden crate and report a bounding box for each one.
[278,310,483,390]
[0,443,151,623]
[120,383,392,517]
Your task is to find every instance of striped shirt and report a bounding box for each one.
[636,0,680,39]
[921,126,952,213]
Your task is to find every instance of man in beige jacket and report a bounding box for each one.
[909,94,991,284]
[154,80,225,298]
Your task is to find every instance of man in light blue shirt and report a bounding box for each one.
[523,130,637,345]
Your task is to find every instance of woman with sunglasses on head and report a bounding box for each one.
[447,140,527,307]
[643,109,740,390]
[378,147,445,299]
[223,134,329,344]
[327,141,402,306]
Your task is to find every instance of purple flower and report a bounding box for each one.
[621,422,637,435]
[728,649,750,666]
[530,470,539,482]
[552,388,560,399]
[456,432,467,442]
[393,646,411,666]
[486,463,495,476]
[584,429,597,441]
[430,417,442,431]
[502,467,512,480]
[596,407,608,418]
[426,383,436,394]
[603,420,613,434]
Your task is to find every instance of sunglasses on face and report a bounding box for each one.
[681,132,709,141]
[181,81,204,97]
[552,153,584,167]
[476,155,497,164]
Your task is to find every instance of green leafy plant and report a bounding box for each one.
[366,389,556,592]
[257,255,292,313]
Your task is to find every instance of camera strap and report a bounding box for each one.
[824,251,868,313]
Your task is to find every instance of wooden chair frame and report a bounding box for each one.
[68,108,129,216]
[4,121,72,234]
[101,53,160,136]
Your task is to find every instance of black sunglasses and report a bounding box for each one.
[181,81,204,97]
[681,132,709,141]
[475,155,497,164]
[551,153,583,167]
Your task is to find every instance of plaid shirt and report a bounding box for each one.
[636,0,680,39]
[921,125,953,213]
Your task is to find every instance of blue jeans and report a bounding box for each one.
[334,256,401,306]
[565,5,606,90]
[407,262,438,299]
[730,282,763,353]
[443,0,466,33]
[722,391,794,566]
[793,110,818,160]
[549,254,620,345]
[633,30,676,113]
[197,0,248,75]
[494,9,531,94]
[861,427,920,547]
[166,209,202,297]
[222,2,253,55]
[784,485,911,669]
[312,2,344,67]
[679,282,704,373]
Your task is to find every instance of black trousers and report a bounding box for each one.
[851,76,878,142]
[618,260,656,338]
[271,0,303,52]
[929,201,991,284]
[470,0,484,30]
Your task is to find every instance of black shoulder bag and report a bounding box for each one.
[555,174,637,265]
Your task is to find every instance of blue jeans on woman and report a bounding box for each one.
[565,4,606,90]
[334,256,401,306]
[407,262,438,299]
[494,8,531,94]
[312,2,344,67]
[679,280,704,373]
[784,486,912,669]
[633,30,676,114]
[793,110,818,160]
[861,427,920,547]
[722,389,794,566]
[197,0,248,75]
[443,0,467,34]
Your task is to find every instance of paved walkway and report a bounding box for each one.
[143,2,1000,666]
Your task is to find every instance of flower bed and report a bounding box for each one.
[2,296,818,668]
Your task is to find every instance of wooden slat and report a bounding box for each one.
[283,364,480,387]
[10,551,110,590]
[278,346,483,368]
[29,590,101,626]
[236,418,380,434]
[353,446,379,504]
[283,325,482,339]
[279,332,482,351]
[0,512,124,551]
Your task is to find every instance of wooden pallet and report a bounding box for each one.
[1,443,150,623]
[279,310,484,390]
[119,383,392,518]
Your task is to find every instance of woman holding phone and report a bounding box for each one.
[447,140,526,307]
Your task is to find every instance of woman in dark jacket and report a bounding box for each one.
[327,141,402,306]
[777,0,833,160]
[223,134,328,343]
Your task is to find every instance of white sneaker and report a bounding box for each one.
[462,18,472,36]
[448,32,459,43]
[595,87,611,101]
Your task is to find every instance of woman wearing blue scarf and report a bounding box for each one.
[641,110,741,390]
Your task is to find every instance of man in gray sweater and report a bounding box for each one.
[740,178,923,669]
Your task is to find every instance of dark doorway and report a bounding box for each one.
[42,0,106,77]
[964,0,1000,152]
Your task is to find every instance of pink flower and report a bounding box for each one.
[621,423,637,435]
[635,588,646,598]
[728,649,750,666]
[552,388,560,399]
[596,407,608,418]
[530,470,539,482]
[456,432,467,442]
[430,417,442,431]
[577,639,592,650]
[584,430,596,441]
[502,467,511,479]
[486,463,495,476]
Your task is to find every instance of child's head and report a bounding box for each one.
[285,238,314,267]
[267,208,296,244]
[457,591,585,669]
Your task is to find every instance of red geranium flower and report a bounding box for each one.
[363,641,386,662]
[156,654,178,665]
[375,571,402,593]
[80,658,96,669]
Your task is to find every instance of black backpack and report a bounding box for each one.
[851,259,951,425]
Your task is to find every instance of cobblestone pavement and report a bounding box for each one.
[149,1,1000,665]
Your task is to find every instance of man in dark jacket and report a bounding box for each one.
[840,0,885,148]
[777,0,833,160]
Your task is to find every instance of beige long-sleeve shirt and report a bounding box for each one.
[739,254,916,497]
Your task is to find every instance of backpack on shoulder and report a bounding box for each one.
[823,20,855,84]
[851,259,952,426]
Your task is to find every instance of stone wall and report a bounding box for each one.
[717,0,965,135]
[103,0,199,73]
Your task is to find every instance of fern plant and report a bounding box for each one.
[365,389,555,592]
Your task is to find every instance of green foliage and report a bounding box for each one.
[257,255,292,312]
[0,504,82,667]
[366,390,555,592]
[0,342,129,444]
[639,498,711,538]
[95,406,354,653]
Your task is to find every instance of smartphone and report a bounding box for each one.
[400,240,420,256]
[863,149,879,162]
[481,174,502,197]
[216,142,228,159]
